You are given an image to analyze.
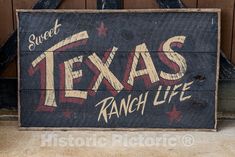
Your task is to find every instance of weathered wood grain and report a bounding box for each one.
[198,0,235,61]
[124,0,159,9]
[97,0,123,9]
[0,0,15,78]
[86,0,97,9]
[59,0,85,9]
[182,0,197,8]
[0,0,14,45]
[157,0,184,8]
[232,0,235,65]
[13,0,38,30]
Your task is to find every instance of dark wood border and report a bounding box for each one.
[17,9,221,131]
[16,11,20,129]
[216,9,221,130]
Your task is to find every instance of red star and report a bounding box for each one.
[166,106,182,124]
[63,109,73,119]
[97,22,108,37]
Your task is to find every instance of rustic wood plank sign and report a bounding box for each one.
[17,9,220,130]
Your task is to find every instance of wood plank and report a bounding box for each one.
[0,0,14,45]
[86,0,123,9]
[124,0,159,9]
[219,52,235,80]
[12,0,37,30]
[0,0,15,77]
[198,0,235,61]
[182,0,197,8]
[97,0,123,9]
[218,80,235,113]
[0,78,17,109]
[10,0,36,77]
[17,9,219,129]
[0,58,17,78]
[232,1,235,65]
[124,0,196,9]
[86,0,96,9]
[59,0,85,9]
[20,90,216,129]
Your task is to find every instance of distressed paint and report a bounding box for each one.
[18,9,220,130]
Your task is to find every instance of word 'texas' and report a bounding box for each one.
[29,31,187,108]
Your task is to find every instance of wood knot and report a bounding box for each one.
[121,29,134,41]
[194,75,206,82]
[192,100,208,109]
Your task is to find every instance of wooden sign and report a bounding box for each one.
[17,9,220,130]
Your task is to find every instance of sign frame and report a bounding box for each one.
[17,9,221,131]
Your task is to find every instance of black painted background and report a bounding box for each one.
[18,11,218,129]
